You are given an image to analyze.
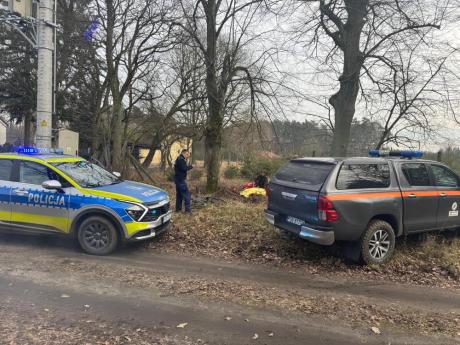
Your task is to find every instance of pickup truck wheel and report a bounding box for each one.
[77,216,118,255]
[361,220,395,265]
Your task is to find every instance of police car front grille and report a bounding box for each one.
[140,203,170,222]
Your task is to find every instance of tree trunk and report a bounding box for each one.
[203,0,223,192]
[105,0,123,171]
[205,120,222,193]
[142,146,158,168]
[111,99,123,171]
[329,0,367,156]
[23,112,32,146]
[142,135,160,168]
[330,88,357,156]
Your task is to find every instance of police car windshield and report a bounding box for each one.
[51,161,121,188]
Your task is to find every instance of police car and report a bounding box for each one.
[0,147,171,255]
[265,150,460,264]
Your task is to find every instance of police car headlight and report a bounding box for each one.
[126,204,146,222]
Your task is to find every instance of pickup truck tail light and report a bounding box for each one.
[318,196,338,222]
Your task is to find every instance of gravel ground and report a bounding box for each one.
[0,237,459,342]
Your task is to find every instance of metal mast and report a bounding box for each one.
[35,0,55,148]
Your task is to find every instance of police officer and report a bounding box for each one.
[174,149,193,213]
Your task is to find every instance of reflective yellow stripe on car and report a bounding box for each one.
[10,212,69,232]
[45,157,85,163]
[79,189,142,203]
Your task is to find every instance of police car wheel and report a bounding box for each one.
[78,216,118,255]
[360,220,395,265]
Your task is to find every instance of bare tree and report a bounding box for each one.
[93,0,174,171]
[123,42,207,168]
[177,0,278,192]
[295,0,451,156]
[370,46,453,149]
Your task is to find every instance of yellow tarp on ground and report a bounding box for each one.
[240,187,267,198]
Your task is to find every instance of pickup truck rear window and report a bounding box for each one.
[336,164,390,190]
[274,161,334,191]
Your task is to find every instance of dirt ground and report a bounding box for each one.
[2,179,460,344]
[0,232,459,345]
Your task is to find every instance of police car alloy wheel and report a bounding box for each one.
[78,216,118,255]
[360,220,395,265]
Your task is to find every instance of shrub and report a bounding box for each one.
[190,168,204,180]
[224,166,240,179]
[240,157,285,180]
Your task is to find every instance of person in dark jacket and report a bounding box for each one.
[174,149,193,213]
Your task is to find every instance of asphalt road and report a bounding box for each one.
[0,233,459,345]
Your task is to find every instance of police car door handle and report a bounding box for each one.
[439,192,447,198]
[13,189,28,196]
[407,193,417,199]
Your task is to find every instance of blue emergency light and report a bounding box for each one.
[16,147,64,155]
[17,147,40,155]
[369,150,423,158]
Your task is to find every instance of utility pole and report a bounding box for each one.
[35,0,55,148]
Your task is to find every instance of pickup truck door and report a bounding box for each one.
[429,164,460,230]
[398,162,438,232]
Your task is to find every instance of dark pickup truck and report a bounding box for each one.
[265,151,460,264]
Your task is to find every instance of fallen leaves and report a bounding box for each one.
[371,327,381,335]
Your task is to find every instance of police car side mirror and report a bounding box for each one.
[113,171,121,178]
[42,180,63,191]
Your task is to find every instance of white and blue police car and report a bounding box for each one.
[0,147,171,255]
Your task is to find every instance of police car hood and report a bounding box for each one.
[84,180,168,204]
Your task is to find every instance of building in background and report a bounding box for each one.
[57,129,79,155]
[138,140,190,167]
[1,0,35,17]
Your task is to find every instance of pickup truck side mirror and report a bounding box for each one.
[42,180,63,190]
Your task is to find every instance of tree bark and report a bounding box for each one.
[142,136,160,168]
[203,0,224,192]
[104,0,124,171]
[205,122,222,193]
[329,0,367,156]
[23,112,32,146]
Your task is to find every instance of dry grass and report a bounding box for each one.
[152,197,460,287]
[134,177,460,287]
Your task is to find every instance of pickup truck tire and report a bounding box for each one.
[77,216,119,255]
[360,220,395,265]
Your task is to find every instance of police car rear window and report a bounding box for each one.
[274,161,334,191]
[336,164,390,190]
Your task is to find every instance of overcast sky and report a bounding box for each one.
[250,3,460,152]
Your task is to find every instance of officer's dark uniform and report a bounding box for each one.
[174,154,193,212]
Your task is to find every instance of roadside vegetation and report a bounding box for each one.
[147,177,460,289]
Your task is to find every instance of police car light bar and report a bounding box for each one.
[16,147,64,155]
[369,150,423,158]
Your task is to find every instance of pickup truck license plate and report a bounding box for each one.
[286,216,304,226]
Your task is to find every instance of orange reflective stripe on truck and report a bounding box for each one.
[327,190,460,201]
[327,192,402,201]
